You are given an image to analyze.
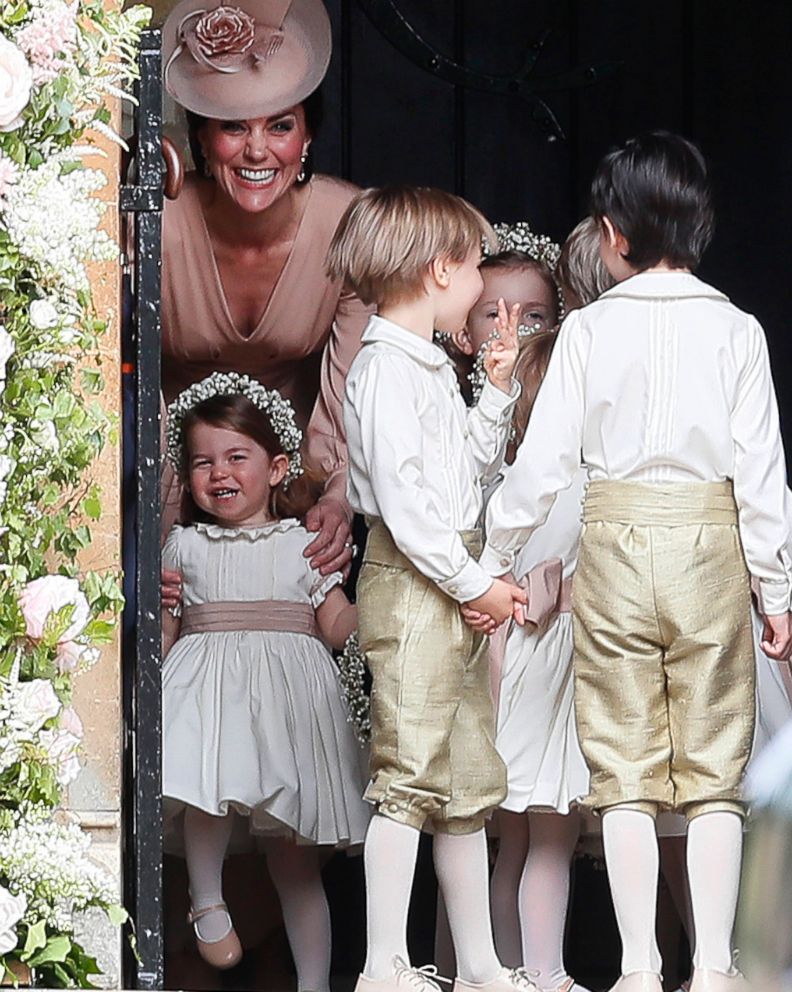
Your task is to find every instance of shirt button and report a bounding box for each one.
[500,557,511,567]
[463,429,470,439]
[449,585,459,596]
[387,802,399,814]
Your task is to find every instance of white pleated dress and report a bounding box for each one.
[495,468,590,815]
[161,519,371,847]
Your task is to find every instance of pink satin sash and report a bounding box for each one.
[180,600,318,638]
[489,559,573,712]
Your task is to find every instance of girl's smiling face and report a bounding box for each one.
[186,421,288,527]
[464,264,558,355]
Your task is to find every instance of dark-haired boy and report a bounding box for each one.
[478,132,792,992]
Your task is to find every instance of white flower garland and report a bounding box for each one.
[166,371,304,486]
[335,631,370,745]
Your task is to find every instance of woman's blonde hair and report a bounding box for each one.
[508,330,558,462]
[326,185,495,307]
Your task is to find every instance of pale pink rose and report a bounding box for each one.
[16,678,61,732]
[55,639,80,672]
[194,6,255,58]
[40,728,81,785]
[0,37,32,130]
[19,575,90,642]
[0,887,26,955]
[58,705,83,740]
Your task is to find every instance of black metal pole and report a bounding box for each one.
[120,26,164,990]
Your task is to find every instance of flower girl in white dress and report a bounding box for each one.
[487,331,590,992]
[161,372,370,989]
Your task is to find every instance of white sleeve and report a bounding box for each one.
[466,378,521,485]
[162,525,183,572]
[349,355,493,603]
[480,313,588,576]
[731,318,792,614]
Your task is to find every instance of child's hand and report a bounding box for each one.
[464,578,527,630]
[762,610,792,660]
[483,299,520,393]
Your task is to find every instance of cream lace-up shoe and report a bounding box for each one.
[607,974,663,992]
[688,969,751,992]
[453,966,541,992]
[354,956,451,992]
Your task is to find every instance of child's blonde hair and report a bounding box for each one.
[556,216,615,309]
[326,185,495,307]
[508,331,558,461]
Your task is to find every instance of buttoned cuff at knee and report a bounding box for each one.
[684,799,746,822]
[600,800,660,819]
[432,813,488,836]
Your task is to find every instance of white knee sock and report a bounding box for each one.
[490,812,529,968]
[363,814,420,980]
[434,892,457,977]
[520,812,581,989]
[686,811,742,973]
[265,840,332,992]
[601,808,662,976]
[434,829,502,984]
[183,807,234,942]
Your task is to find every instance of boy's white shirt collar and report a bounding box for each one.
[599,270,730,302]
[361,313,450,370]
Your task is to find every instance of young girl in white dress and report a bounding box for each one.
[161,372,370,990]
[488,330,591,992]
[486,220,617,992]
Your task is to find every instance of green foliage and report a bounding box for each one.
[0,0,151,983]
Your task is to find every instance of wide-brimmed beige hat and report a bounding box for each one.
[163,0,331,120]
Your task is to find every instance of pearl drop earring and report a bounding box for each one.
[297,151,308,183]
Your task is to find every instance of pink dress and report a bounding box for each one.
[161,172,372,503]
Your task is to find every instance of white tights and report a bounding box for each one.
[686,811,742,973]
[490,811,583,989]
[603,806,743,978]
[183,808,332,992]
[363,814,502,983]
[601,808,663,977]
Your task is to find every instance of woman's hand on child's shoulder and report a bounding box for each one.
[483,299,520,394]
[161,568,182,610]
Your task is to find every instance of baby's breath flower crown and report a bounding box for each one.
[166,372,304,486]
[487,221,562,271]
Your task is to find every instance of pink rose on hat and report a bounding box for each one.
[0,36,32,131]
[19,575,90,643]
[194,6,255,59]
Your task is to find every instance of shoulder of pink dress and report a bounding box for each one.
[309,173,362,216]
[162,171,203,237]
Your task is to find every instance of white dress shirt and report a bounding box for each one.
[481,272,792,614]
[345,315,519,603]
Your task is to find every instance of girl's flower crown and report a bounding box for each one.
[166,372,304,486]
[486,221,562,271]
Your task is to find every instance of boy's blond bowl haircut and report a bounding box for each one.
[326,185,496,308]
[556,216,615,309]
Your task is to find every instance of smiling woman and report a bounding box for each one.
[160,0,371,575]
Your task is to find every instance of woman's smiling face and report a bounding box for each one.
[199,104,309,212]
